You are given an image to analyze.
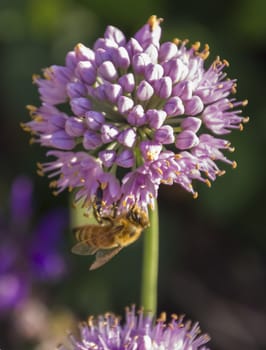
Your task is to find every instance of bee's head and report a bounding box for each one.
[127,207,150,229]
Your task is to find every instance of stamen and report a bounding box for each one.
[205,179,211,188]
[157,312,167,323]
[148,15,163,31]
[49,180,58,188]
[192,41,201,51]
[26,104,37,112]
[232,161,237,169]
[222,59,230,67]
[32,74,40,83]
[193,192,198,199]
[172,38,181,45]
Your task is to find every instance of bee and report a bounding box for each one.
[71,206,149,270]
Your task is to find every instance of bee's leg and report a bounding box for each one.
[93,202,103,224]
[99,216,114,226]
[112,202,118,218]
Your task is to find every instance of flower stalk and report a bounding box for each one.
[141,200,159,315]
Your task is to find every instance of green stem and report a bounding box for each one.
[141,200,159,316]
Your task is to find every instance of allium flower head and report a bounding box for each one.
[22,16,248,215]
[58,306,210,350]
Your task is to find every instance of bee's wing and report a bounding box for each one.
[89,246,122,270]
[71,241,98,256]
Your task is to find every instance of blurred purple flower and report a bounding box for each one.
[22,16,248,215]
[58,306,210,350]
[0,176,68,314]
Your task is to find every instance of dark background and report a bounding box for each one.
[0,0,265,349]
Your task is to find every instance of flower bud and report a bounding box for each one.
[117,96,134,115]
[99,150,116,167]
[117,128,136,147]
[104,83,122,103]
[153,77,172,99]
[67,82,86,99]
[50,130,75,150]
[181,117,202,133]
[146,109,167,129]
[83,130,102,150]
[136,81,154,101]
[127,105,146,126]
[118,73,135,93]
[145,63,164,82]
[112,47,130,69]
[85,111,105,130]
[70,98,92,116]
[164,97,184,116]
[65,117,85,137]
[172,81,193,100]
[159,42,178,62]
[116,149,134,168]
[104,25,126,46]
[175,130,199,149]
[132,53,151,75]
[76,61,96,85]
[98,61,118,81]
[101,124,119,143]
[154,125,175,144]
[184,96,204,115]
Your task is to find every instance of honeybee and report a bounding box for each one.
[71,207,150,270]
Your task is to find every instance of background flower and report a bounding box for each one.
[0,176,68,348]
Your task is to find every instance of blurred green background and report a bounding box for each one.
[0,0,265,349]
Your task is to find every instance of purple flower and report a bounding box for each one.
[0,176,67,314]
[22,16,248,214]
[58,306,211,350]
